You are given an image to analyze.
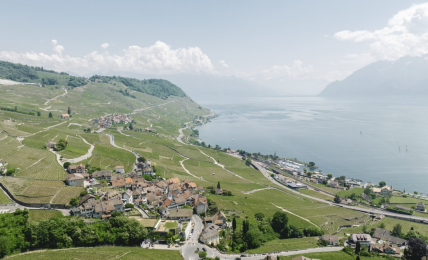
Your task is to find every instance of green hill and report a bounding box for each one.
[89,75,186,99]
[0,60,187,99]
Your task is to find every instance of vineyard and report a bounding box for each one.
[52,186,83,205]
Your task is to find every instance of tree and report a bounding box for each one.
[379,181,386,187]
[49,112,53,118]
[245,158,252,166]
[404,238,427,260]
[254,213,265,220]
[308,161,316,168]
[271,211,288,236]
[379,223,386,229]
[242,220,250,236]
[327,174,333,179]
[63,162,71,169]
[217,181,221,189]
[356,256,361,260]
[37,111,41,116]
[80,190,88,197]
[334,195,341,203]
[125,203,134,209]
[67,107,71,115]
[232,217,237,231]
[137,157,146,163]
[198,251,207,259]
[355,241,361,254]
[244,227,262,248]
[364,187,372,196]
[392,223,402,237]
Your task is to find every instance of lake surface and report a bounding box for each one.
[194,96,428,192]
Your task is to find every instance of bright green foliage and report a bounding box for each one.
[89,75,186,99]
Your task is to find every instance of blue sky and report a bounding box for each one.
[1,0,428,94]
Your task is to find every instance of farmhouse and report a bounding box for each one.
[349,233,372,247]
[91,170,112,181]
[66,173,86,187]
[416,202,426,212]
[68,164,86,174]
[115,165,125,174]
[45,141,56,149]
[200,224,220,245]
[60,113,70,119]
[320,235,339,246]
[372,228,407,246]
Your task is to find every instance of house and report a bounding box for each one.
[329,181,340,188]
[80,194,96,205]
[194,197,208,214]
[372,228,407,246]
[372,186,393,195]
[168,208,192,221]
[60,113,70,119]
[68,164,86,174]
[205,210,227,228]
[46,141,56,149]
[122,189,133,204]
[200,224,220,245]
[371,242,401,255]
[143,166,154,176]
[416,202,426,212]
[110,179,125,188]
[66,173,85,187]
[320,235,339,246]
[215,188,223,195]
[91,170,112,181]
[349,233,372,247]
[115,165,125,174]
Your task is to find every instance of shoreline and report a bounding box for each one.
[193,106,424,197]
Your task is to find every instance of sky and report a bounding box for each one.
[1,0,428,95]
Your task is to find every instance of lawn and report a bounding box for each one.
[0,189,12,204]
[390,195,428,204]
[246,237,318,253]
[7,247,183,260]
[337,188,365,198]
[28,209,64,222]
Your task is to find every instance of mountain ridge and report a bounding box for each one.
[319,54,428,97]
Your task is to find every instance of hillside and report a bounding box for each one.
[0,60,86,88]
[0,60,187,99]
[319,54,428,97]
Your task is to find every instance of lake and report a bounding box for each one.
[194,96,428,193]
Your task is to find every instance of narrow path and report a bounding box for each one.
[62,136,95,164]
[179,158,212,183]
[243,187,272,194]
[272,203,319,228]
[107,133,139,172]
[131,99,182,115]
[49,186,64,203]
[44,88,68,106]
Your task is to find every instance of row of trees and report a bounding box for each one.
[0,209,150,258]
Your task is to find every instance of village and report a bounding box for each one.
[64,159,229,248]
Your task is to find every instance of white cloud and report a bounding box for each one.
[219,60,229,68]
[101,43,109,49]
[0,40,213,75]
[334,3,428,60]
[259,60,314,81]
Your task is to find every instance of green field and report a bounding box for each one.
[337,188,365,198]
[28,209,64,222]
[246,237,318,253]
[0,189,12,204]
[7,247,183,260]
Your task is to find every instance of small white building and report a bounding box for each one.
[115,165,125,174]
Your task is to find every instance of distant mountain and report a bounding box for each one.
[319,55,428,97]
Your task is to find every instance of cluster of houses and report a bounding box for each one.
[319,228,409,257]
[93,114,132,128]
[274,174,308,189]
[69,174,209,221]
[65,161,154,188]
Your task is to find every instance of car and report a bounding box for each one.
[202,247,207,252]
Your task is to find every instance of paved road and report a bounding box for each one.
[107,134,140,172]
